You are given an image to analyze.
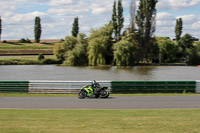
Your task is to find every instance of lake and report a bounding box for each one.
[0,65,200,81]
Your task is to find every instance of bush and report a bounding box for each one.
[18,38,31,43]
[2,40,7,43]
[187,47,200,65]
[42,59,62,64]
[38,54,45,61]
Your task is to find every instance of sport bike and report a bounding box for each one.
[78,80,109,99]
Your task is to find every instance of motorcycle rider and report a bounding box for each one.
[92,80,101,92]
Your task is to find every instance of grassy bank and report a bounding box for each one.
[0,42,54,49]
[0,109,200,133]
[0,93,200,97]
[0,43,54,56]
[0,56,59,65]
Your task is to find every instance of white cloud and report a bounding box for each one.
[157,0,200,10]
[48,2,89,16]
[0,0,200,40]
[157,12,175,20]
[177,14,199,24]
[90,0,128,15]
[48,0,73,6]
[191,20,200,30]
[156,12,175,27]
[156,12,200,39]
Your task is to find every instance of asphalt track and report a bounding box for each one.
[1,96,200,109]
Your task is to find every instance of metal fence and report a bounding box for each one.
[196,80,200,93]
[111,81,196,93]
[29,80,111,93]
[0,81,29,93]
[0,80,199,94]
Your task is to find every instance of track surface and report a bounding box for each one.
[1,96,200,109]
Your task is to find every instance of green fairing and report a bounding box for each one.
[82,86,96,96]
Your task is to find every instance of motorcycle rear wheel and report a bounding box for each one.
[100,90,109,98]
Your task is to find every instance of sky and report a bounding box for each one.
[0,0,200,40]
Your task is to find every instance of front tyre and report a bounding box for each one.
[100,90,109,98]
[78,90,87,99]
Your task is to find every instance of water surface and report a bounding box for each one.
[0,65,199,81]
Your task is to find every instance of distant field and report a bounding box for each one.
[0,43,54,49]
[0,55,57,65]
[0,109,200,133]
[0,49,53,55]
[3,39,61,43]
[0,43,55,55]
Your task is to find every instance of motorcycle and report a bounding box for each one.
[78,80,110,99]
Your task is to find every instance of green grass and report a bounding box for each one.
[0,93,200,97]
[0,55,57,65]
[0,109,200,133]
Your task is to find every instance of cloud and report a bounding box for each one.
[177,14,199,25]
[156,12,200,39]
[90,0,129,15]
[157,12,175,20]
[156,12,176,27]
[157,0,200,10]
[47,1,89,16]
[48,0,73,6]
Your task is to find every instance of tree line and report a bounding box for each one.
[0,0,199,66]
[54,0,200,66]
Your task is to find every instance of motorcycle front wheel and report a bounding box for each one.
[78,90,88,99]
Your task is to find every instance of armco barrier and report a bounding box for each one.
[0,80,199,93]
[196,80,200,93]
[0,81,29,92]
[29,80,111,93]
[111,81,196,93]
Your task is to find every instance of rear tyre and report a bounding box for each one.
[78,90,87,99]
[100,90,109,98]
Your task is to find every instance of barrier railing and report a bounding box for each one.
[0,80,199,94]
[196,80,200,93]
[29,80,111,94]
[0,81,29,93]
[111,81,196,93]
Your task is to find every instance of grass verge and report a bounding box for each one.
[0,93,200,97]
[0,109,200,133]
[0,55,59,65]
[0,43,54,49]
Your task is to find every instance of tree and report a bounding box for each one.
[187,47,200,65]
[88,23,113,66]
[157,37,177,63]
[117,0,124,41]
[63,36,78,52]
[114,40,134,66]
[130,0,136,32]
[179,33,194,57]
[53,43,65,61]
[0,16,2,41]
[53,36,77,62]
[175,18,183,41]
[63,33,88,66]
[38,54,45,61]
[72,17,79,37]
[136,0,158,62]
[34,17,42,43]
[111,0,124,41]
[112,1,118,41]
